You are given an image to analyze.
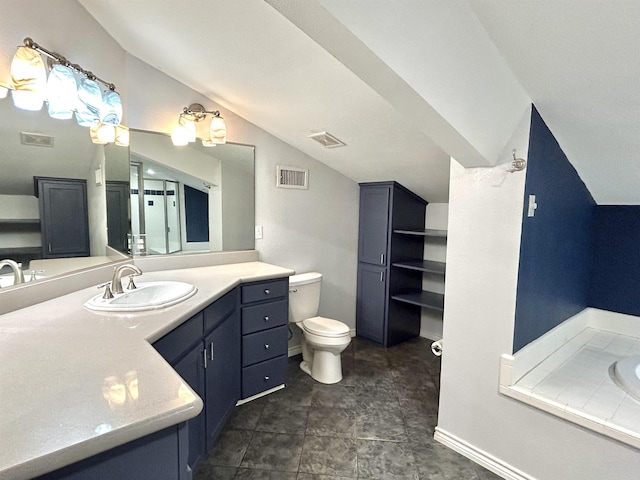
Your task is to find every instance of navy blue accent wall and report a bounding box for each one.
[184,185,209,243]
[589,206,640,316]
[513,107,596,352]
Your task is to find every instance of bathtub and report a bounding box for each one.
[612,355,640,403]
[499,308,640,450]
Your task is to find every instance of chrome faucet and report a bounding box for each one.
[0,259,25,287]
[111,264,142,294]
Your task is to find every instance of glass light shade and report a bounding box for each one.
[0,85,8,99]
[75,77,102,126]
[90,123,116,144]
[10,46,47,111]
[201,137,217,147]
[115,125,130,147]
[100,90,122,125]
[46,64,77,120]
[209,115,227,144]
[171,123,189,146]
[185,119,196,143]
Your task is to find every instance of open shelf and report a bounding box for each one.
[394,228,447,238]
[392,291,445,311]
[0,219,40,224]
[392,259,445,275]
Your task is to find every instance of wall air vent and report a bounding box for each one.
[21,132,54,148]
[307,131,346,149]
[277,165,309,189]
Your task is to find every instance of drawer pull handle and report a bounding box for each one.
[264,376,270,381]
[264,316,269,322]
[264,289,270,295]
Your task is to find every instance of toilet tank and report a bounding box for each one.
[289,272,322,323]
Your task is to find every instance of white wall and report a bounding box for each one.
[125,56,359,329]
[437,107,640,480]
[87,147,107,256]
[0,0,359,328]
[221,159,255,251]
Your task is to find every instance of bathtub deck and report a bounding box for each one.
[500,313,640,450]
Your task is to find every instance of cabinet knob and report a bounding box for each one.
[264,376,270,382]
[264,344,270,349]
[264,316,269,322]
[264,288,270,295]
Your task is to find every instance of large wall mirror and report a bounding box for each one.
[128,130,255,257]
[0,99,256,291]
[0,99,130,289]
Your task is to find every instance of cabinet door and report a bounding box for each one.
[358,185,391,265]
[173,345,206,473]
[356,263,388,345]
[36,177,90,258]
[204,309,240,451]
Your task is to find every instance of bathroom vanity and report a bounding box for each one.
[0,260,293,480]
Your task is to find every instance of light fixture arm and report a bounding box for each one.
[182,103,222,122]
[23,37,117,92]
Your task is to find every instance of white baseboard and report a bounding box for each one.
[434,427,536,480]
[419,330,442,342]
[288,345,302,357]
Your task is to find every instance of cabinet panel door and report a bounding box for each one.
[36,177,90,258]
[173,344,206,473]
[358,185,390,265]
[204,310,240,451]
[356,263,387,345]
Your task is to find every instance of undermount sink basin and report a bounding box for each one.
[84,281,197,312]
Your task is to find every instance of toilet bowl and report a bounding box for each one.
[289,273,351,384]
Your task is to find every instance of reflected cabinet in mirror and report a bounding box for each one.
[128,130,255,257]
[0,98,130,288]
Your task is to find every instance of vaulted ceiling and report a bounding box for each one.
[80,0,640,205]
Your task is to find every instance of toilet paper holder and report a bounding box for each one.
[431,340,443,357]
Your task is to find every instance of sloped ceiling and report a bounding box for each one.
[80,0,640,204]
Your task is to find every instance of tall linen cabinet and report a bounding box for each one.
[356,181,427,347]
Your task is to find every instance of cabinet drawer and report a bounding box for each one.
[204,288,237,332]
[241,279,288,304]
[242,325,288,366]
[153,312,204,365]
[242,354,288,399]
[242,300,288,335]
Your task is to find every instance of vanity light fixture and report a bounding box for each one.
[171,103,227,146]
[7,37,128,146]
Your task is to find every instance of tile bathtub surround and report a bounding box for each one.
[195,337,502,480]
[501,317,640,450]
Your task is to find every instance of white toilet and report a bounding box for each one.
[289,272,351,384]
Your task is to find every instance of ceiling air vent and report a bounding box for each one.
[21,132,54,148]
[308,131,346,149]
[277,165,309,189]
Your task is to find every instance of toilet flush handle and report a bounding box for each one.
[289,288,298,293]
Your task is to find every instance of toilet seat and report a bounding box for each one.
[302,316,350,338]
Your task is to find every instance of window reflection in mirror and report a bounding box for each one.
[128,130,255,256]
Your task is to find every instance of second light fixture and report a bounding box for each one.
[172,103,227,147]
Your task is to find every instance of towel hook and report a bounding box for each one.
[507,149,526,173]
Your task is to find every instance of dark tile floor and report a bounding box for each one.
[194,336,502,480]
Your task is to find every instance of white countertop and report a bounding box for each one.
[0,261,294,480]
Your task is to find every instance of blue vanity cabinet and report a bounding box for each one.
[203,289,240,451]
[35,423,190,480]
[240,278,289,400]
[357,181,427,347]
[173,342,207,471]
